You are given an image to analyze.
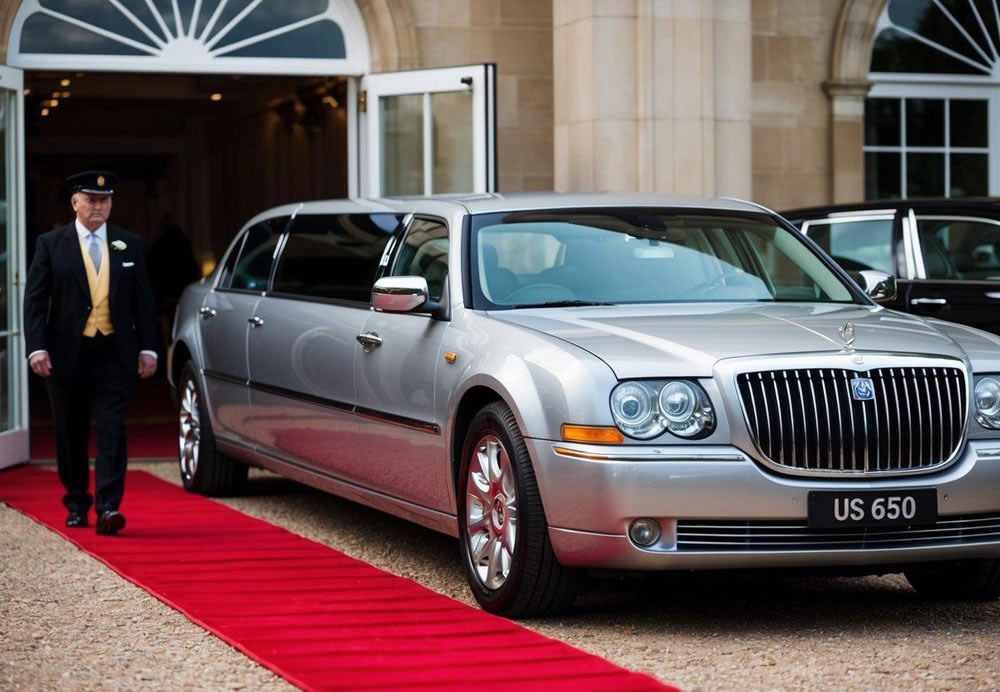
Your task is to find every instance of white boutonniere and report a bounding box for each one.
[111,240,127,251]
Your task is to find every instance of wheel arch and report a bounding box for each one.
[449,384,508,499]
[169,339,192,391]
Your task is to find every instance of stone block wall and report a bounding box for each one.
[751,0,844,210]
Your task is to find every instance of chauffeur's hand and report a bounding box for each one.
[29,352,52,377]
[138,353,157,379]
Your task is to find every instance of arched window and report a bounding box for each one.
[865,0,998,199]
[8,0,370,75]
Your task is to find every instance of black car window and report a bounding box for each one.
[391,218,449,301]
[806,219,895,275]
[916,217,1000,280]
[230,217,288,292]
[272,213,403,302]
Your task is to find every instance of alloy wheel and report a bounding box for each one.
[179,378,201,481]
[465,434,518,590]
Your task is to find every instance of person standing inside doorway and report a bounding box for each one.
[23,171,158,535]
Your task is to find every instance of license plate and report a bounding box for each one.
[807,489,938,529]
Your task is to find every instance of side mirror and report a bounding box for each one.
[853,270,897,303]
[372,276,429,312]
[371,276,446,318]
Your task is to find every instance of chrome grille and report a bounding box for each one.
[676,513,1000,551]
[736,367,967,476]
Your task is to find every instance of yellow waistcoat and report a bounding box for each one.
[78,235,114,336]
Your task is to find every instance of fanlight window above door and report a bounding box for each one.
[872,0,1000,77]
[9,0,370,75]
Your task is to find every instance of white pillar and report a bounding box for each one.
[554,0,751,198]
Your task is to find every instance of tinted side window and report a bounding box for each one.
[917,217,1000,280]
[230,217,288,292]
[807,219,895,274]
[272,213,402,301]
[392,218,449,301]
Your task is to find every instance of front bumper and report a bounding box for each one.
[527,438,1000,570]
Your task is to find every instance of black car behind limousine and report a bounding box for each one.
[783,199,1000,336]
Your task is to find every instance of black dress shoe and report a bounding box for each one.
[65,511,87,528]
[96,510,126,536]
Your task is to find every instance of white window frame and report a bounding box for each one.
[867,3,1000,199]
[359,65,497,198]
[7,0,370,76]
[865,82,999,198]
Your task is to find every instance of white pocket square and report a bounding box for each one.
[122,261,135,267]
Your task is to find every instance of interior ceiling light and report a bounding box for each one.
[60,78,71,87]
[60,91,71,98]
[210,93,223,101]
[40,108,49,116]
[45,99,59,107]
[323,96,339,108]
[23,88,30,96]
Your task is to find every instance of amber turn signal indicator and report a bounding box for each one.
[444,352,458,364]
[560,424,624,445]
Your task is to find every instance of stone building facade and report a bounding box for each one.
[0,0,984,243]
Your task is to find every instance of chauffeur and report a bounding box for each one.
[24,171,158,535]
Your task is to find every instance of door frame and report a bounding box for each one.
[355,64,497,198]
[0,65,28,467]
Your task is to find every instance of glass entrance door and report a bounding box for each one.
[359,64,496,197]
[0,66,27,468]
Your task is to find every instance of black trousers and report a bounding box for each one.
[45,333,133,514]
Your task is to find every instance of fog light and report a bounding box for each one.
[629,518,661,547]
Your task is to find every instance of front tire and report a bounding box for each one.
[905,559,1000,600]
[458,401,579,617]
[178,362,247,496]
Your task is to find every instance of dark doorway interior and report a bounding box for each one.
[24,71,350,456]
[26,71,349,269]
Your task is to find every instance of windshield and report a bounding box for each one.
[470,209,859,309]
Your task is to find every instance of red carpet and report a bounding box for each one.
[0,466,670,691]
[30,377,177,460]
[29,422,177,460]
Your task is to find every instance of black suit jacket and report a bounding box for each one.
[23,223,158,382]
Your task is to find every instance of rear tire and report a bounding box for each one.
[457,401,580,618]
[905,559,1000,601]
[178,362,247,496]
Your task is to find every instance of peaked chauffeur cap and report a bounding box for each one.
[67,170,118,196]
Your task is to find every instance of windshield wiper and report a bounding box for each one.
[510,300,617,309]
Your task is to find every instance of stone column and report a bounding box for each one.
[553,0,751,198]
[824,80,871,204]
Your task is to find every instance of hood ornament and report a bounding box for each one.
[839,322,856,353]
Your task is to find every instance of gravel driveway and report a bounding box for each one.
[4,461,999,690]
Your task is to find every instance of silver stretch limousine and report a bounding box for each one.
[169,193,1000,617]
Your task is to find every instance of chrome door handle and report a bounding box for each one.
[248,316,264,328]
[356,331,382,352]
[910,297,948,306]
[199,306,217,319]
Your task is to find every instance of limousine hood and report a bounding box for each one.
[492,303,969,379]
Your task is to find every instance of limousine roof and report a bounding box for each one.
[243,192,773,228]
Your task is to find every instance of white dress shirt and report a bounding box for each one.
[28,220,157,363]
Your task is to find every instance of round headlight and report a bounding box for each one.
[658,380,715,438]
[975,377,1000,428]
[610,380,716,440]
[610,381,665,439]
[659,381,697,422]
